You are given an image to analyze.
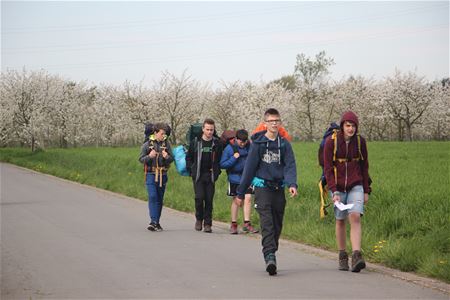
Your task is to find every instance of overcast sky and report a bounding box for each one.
[2,1,449,87]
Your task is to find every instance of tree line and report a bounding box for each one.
[1,52,449,151]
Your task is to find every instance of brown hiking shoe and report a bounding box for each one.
[338,251,349,271]
[351,250,366,272]
[195,220,202,231]
[230,223,238,234]
[203,224,212,233]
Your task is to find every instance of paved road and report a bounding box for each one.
[1,163,448,299]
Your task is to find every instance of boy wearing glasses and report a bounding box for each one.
[220,129,259,234]
[236,108,298,276]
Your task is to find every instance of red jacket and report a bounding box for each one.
[323,130,370,194]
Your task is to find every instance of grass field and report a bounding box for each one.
[1,142,449,282]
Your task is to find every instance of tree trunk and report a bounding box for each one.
[31,135,35,152]
[397,119,403,141]
[405,122,413,141]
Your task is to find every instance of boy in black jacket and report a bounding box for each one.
[186,118,223,233]
[237,108,298,275]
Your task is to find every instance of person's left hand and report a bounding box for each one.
[289,187,298,197]
[162,149,169,159]
[364,193,369,204]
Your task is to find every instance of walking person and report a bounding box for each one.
[237,108,298,275]
[186,118,223,233]
[323,111,370,272]
[139,123,174,231]
[220,129,259,234]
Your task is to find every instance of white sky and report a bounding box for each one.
[2,1,449,87]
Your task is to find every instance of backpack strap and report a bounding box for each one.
[331,130,338,184]
[357,134,364,160]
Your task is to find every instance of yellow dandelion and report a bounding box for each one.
[374,249,379,253]
[439,260,446,264]
[378,241,383,244]
[374,245,379,248]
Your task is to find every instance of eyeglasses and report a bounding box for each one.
[265,119,281,124]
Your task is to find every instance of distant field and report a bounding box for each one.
[1,141,449,282]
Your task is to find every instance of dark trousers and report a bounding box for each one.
[254,187,286,258]
[193,172,215,225]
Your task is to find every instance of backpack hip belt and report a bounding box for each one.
[144,153,168,187]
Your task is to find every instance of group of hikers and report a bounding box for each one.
[139,108,370,276]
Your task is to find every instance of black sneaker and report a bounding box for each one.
[265,253,277,276]
[147,222,157,231]
[155,224,163,232]
[351,250,366,272]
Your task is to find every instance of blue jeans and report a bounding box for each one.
[146,173,168,224]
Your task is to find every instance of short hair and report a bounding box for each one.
[236,129,249,141]
[203,118,215,127]
[154,122,167,133]
[264,108,280,118]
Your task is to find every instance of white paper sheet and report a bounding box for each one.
[334,202,354,211]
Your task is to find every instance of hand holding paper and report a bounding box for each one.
[334,202,354,211]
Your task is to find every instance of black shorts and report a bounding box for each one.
[227,182,254,197]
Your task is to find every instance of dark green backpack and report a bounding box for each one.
[185,123,203,149]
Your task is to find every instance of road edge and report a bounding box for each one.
[3,162,449,296]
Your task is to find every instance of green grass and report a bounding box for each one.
[1,142,449,283]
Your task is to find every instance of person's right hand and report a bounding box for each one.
[234,197,243,207]
[149,149,157,158]
[233,152,240,159]
[332,194,341,203]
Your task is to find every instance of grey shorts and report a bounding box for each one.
[330,185,364,220]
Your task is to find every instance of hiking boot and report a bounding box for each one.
[242,223,259,234]
[230,223,238,234]
[203,224,212,233]
[351,250,366,273]
[155,223,163,232]
[147,222,157,231]
[195,220,202,231]
[338,251,349,271]
[265,253,277,276]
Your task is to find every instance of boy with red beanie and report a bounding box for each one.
[323,111,370,272]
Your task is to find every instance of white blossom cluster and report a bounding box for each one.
[1,66,448,150]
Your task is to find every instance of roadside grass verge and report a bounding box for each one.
[1,141,449,283]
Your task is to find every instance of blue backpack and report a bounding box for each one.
[173,123,203,176]
[173,145,190,176]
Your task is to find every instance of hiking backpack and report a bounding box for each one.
[173,123,203,176]
[220,130,239,153]
[185,123,203,148]
[252,122,293,141]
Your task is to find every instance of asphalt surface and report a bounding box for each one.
[1,163,448,299]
